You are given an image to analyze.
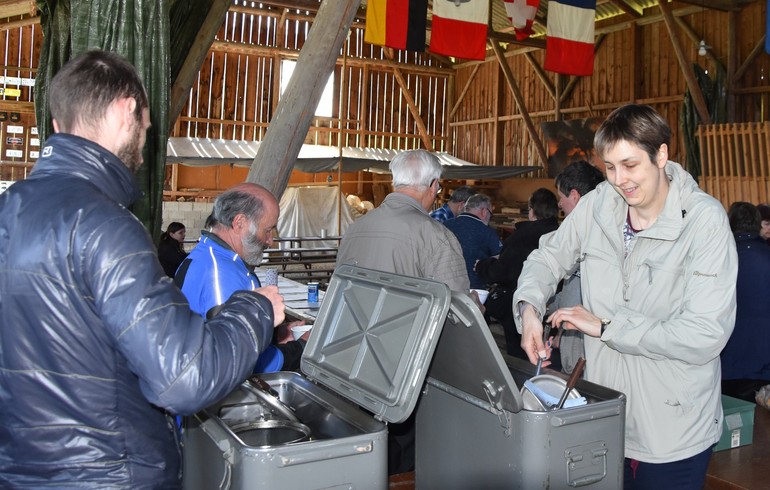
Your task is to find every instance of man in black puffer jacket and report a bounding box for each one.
[0,50,284,489]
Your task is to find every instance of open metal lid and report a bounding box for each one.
[426,292,523,414]
[301,265,451,424]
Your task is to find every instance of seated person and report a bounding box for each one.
[721,202,770,402]
[175,183,308,372]
[157,221,188,277]
[476,188,559,359]
[430,185,476,223]
[444,193,502,289]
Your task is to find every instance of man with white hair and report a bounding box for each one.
[337,149,469,292]
[336,149,469,475]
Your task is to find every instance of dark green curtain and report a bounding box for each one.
[680,64,727,182]
[35,0,170,239]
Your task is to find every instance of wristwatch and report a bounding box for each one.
[600,318,612,335]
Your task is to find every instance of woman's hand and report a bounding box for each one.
[547,305,601,337]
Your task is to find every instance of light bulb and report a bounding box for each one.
[698,40,707,57]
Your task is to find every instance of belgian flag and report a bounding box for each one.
[365,0,428,52]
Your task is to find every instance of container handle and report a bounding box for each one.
[271,439,376,467]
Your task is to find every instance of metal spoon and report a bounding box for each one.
[534,323,552,376]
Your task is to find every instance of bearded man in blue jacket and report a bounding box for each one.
[0,50,285,488]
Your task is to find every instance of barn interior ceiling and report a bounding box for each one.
[0,0,756,39]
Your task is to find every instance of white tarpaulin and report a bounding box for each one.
[277,186,358,246]
[166,137,541,180]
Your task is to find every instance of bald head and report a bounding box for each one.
[211,183,280,265]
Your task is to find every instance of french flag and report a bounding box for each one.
[503,0,540,41]
[430,0,489,61]
[544,0,596,76]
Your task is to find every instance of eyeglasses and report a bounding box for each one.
[484,207,494,217]
[430,179,442,196]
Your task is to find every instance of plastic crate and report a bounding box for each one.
[714,395,755,451]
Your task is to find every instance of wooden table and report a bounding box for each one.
[705,404,770,489]
[262,236,340,282]
[254,268,325,324]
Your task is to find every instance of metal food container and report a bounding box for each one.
[183,265,452,489]
[415,292,626,489]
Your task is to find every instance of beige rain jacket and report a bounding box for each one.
[514,161,737,463]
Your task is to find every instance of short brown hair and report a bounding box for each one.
[594,104,671,164]
[49,50,148,133]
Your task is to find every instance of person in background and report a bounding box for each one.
[336,149,469,475]
[0,50,284,488]
[513,104,737,489]
[429,184,477,223]
[158,221,189,277]
[444,193,502,289]
[757,203,770,244]
[721,202,770,402]
[337,149,469,293]
[550,161,605,374]
[476,188,559,359]
[175,183,308,373]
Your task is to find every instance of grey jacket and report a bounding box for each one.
[0,134,275,488]
[337,192,470,292]
[550,268,585,375]
[514,162,737,463]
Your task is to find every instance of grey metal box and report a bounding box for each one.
[415,292,626,489]
[183,265,452,489]
[183,371,388,490]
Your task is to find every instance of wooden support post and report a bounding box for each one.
[555,74,562,121]
[246,0,362,198]
[384,48,434,151]
[732,35,767,88]
[658,0,712,124]
[525,52,556,99]
[168,0,233,133]
[490,39,549,170]
[449,64,480,120]
[727,10,737,122]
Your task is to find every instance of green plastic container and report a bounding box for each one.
[714,395,755,451]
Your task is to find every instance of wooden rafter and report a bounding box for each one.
[658,0,711,124]
[607,0,643,18]
[490,39,549,170]
[384,48,434,151]
[449,64,481,120]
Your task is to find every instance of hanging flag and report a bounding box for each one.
[430,0,489,60]
[544,0,596,76]
[503,0,540,41]
[365,0,428,52]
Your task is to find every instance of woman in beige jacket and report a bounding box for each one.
[514,104,737,489]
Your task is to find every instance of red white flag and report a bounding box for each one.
[430,0,489,61]
[544,0,596,76]
[503,0,540,41]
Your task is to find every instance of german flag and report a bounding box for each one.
[365,0,428,52]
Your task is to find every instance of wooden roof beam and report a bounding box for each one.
[674,0,745,12]
[606,0,643,18]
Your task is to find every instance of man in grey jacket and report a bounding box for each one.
[0,51,284,488]
[336,149,469,474]
[514,105,737,489]
[337,149,469,293]
[551,160,605,374]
